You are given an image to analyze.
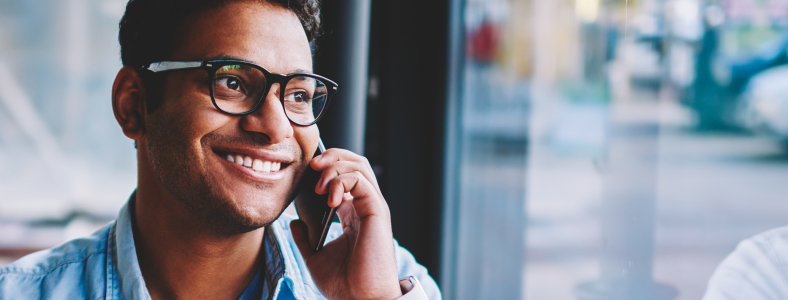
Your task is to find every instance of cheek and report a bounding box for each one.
[296,126,320,159]
[160,85,230,151]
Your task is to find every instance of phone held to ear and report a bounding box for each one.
[294,139,337,251]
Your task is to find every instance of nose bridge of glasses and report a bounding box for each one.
[267,81,282,99]
[256,81,285,117]
[266,72,289,98]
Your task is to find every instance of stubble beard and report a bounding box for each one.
[145,117,306,237]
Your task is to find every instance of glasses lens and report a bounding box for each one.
[283,76,329,125]
[212,64,266,113]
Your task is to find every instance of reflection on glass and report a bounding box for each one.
[446,0,788,299]
[445,0,528,298]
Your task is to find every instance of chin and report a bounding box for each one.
[203,179,301,235]
[223,163,308,231]
[235,195,292,227]
[195,195,279,235]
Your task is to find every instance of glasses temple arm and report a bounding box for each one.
[143,61,203,73]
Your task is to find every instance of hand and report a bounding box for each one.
[290,148,402,300]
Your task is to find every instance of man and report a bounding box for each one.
[0,0,440,299]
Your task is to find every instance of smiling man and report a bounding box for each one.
[0,0,439,299]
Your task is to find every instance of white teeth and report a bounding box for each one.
[227,153,284,173]
[252,159,264,171]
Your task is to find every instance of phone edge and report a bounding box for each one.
[314,206,338,251]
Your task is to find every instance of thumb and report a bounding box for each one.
[290,219,315,262]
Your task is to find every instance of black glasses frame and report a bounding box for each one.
[141,60,338,126]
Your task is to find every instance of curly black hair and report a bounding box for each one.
[118,0,321,112]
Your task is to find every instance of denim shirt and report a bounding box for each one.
[0,195,441,300]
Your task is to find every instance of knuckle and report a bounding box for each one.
[326,163,339,175]
[334,173,350,184]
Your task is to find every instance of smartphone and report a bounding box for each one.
[294,139,337,251]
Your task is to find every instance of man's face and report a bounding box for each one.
[142,1,318,234]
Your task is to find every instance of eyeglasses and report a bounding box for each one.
[141,60,338,126]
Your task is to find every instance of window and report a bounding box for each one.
[0,0,134,264]
[441,0,788,299]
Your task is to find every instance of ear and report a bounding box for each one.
[112,66,147,141]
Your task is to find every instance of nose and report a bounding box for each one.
[239,83,294,144]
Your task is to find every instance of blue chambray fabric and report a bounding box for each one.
[703,225,788,300]
[0,195,441,300]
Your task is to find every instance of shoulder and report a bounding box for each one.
[704,225,788,300]
[750,226,788,253]
[1,222,111,274]
[0,221,113,299]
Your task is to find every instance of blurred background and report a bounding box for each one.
[3,0,788,299]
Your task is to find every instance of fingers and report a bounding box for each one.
[327,172,365,207]
[311,149,381,193]
[326,172,388,220]
[309,148,389,221]
[314,161,379,196]
[289,220,315,262]
[311,148,363,169]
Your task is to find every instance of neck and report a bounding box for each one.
[133,153,264,300]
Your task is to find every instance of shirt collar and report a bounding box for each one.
[110,191,289,300]
[261,227,286,300]
[113,191,151,300]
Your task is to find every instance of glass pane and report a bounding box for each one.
[213,64,266,113]
[445,0,788,299]
[0,0,133,264]
[444,0,528,298]
[284,76,326,124]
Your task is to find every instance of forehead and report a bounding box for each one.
[171,1,312,74]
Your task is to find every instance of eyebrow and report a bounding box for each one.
[205,53,246,61]
[205,53,313,74]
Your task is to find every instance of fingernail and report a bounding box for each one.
[313,154,323,161]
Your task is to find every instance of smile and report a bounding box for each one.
[223,153,287,173]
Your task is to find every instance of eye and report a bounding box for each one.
[217,77,242,91]
[286,91,310,103]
